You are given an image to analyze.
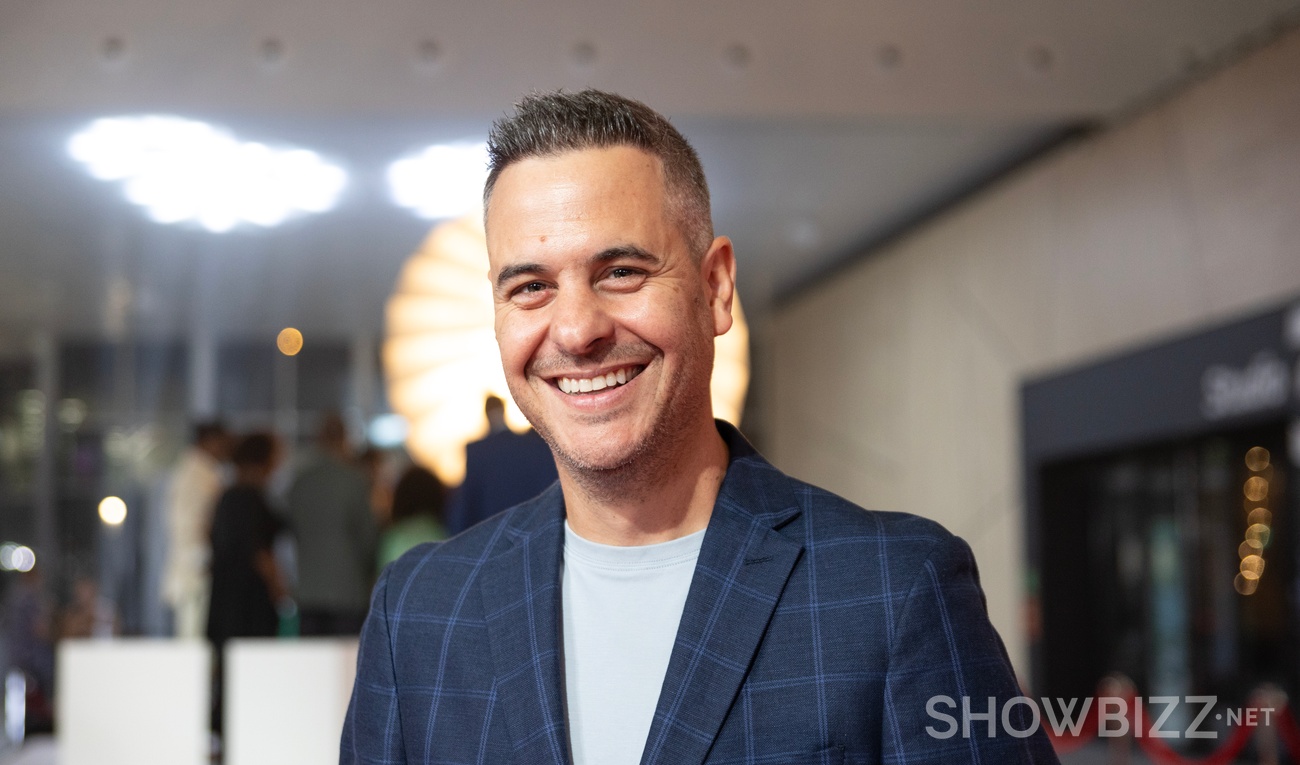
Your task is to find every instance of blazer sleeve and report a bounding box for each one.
[881,533,1060,764]
[341,565,406,765]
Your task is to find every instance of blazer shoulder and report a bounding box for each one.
[784,473,955,547]
[722,422,951,547]
[780,476,992,638]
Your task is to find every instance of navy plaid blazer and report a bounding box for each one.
[342,423,1060,764]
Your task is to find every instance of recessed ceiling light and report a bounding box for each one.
[723,43,752,71]
[386,141,488,220]
[1024,44,1055,75]
[570,41,598,68]
[415,39,442,71]
[100,35,126,64]
[876,44,902,71]
[67,115,347,233]
[259,37,286,66]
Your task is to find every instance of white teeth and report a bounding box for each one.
[557,367,638,395]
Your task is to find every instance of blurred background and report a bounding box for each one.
[2,1,1300,762]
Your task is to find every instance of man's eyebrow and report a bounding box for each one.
[592,245,659,266]
[495,262,547,290]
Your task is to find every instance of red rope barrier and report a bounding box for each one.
[1129,698,1254,765]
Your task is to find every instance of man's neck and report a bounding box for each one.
[559,420,729,546]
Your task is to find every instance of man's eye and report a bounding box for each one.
[506,281,551,305]
[609,267,640,279]
[511,281,547,297]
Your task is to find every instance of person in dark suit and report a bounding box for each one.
[343,90,1059,764]
[446,395,558,535]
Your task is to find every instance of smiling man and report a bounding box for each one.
[342,90,1059,765]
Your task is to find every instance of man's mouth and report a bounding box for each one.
[554,365,645,395]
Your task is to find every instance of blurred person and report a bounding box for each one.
[57,576,119,639]
[206,431,287,737]
[376,466,447,572]
[286,413,378,637]
[206,432,287,647]
[1,565,55,732]
[161,420,231,639]
[343,90,1058,764]
[356,446,394,527]
[445,395,558,535]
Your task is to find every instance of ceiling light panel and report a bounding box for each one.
[386,142,488,220]
[67,115,347,233]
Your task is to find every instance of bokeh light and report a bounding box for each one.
[10,546,34,573]
[1244,446,1270,472]
[0,543,35,573]
[367,414,409,448]
[1246,507,1272,527]
[277,328,304,356]
[99,496,128,526]
[1239,554,1265,577]
[1234,573,1259,595]
[1245,523,1272,548]
[1243,476,1269,502]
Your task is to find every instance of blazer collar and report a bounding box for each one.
[477,483,570,764]
[478,422,805,765]
[641,422,804,765]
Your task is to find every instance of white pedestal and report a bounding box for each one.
[56,639,211,765]
[225,638,358,765]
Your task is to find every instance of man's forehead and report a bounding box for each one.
[485,146,672,261]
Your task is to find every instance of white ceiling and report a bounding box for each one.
[1,0,1298,341]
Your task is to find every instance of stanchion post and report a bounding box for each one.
[1255,685,1286,765]
[1100,675,1132,765]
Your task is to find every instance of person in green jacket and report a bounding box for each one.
[377,465,448,572]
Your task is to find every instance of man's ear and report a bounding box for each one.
[701,236,736,337]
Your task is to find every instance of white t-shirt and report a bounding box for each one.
[561,521,705,765]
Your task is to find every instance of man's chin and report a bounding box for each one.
[543,426,648,475]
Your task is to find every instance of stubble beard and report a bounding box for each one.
[511,324,716,502]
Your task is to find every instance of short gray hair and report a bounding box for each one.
[484,89,713,258]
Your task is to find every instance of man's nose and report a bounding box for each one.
[549,286,615,356]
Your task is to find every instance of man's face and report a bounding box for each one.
[201,432,233,462]
[485,146,734,474]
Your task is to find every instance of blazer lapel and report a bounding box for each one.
[641,426,805,765]
[478,489,571,765]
